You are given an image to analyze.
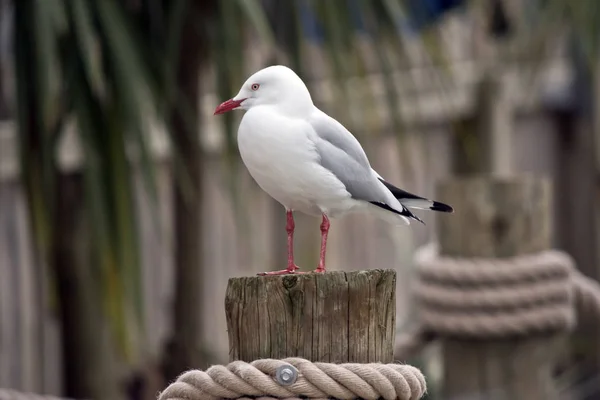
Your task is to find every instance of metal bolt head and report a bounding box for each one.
[275,364,298,386]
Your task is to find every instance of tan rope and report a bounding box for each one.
[158,357,427,400]
[572,269,600,320]
[411,242,600,338]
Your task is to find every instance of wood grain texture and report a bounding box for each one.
[437,174,552,258]
[225,269,396,363]
[436,175,560,400]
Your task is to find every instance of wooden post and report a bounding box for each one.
[436,175,562,400]
[225,269,396,363]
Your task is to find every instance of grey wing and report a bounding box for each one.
[309,109,372,169]
[308,111,391,205]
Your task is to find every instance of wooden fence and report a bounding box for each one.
[0,55,575,395]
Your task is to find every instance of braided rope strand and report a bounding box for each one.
[417,250,573,285]
[158,358,427,400]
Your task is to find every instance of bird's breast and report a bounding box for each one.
[236,108,349,213]
[237,110,316,189]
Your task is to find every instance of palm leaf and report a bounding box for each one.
[93,0,159,206]
[237,0,276,52]
[14,0,57,263]
[318,0,354,122]
[11,0,201,392]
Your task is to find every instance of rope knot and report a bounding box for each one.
[158,358,427,400]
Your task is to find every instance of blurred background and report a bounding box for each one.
[1,0,600,399]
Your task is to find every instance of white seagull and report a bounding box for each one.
[214,65,453,276]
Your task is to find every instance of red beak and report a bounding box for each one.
[214,98,245,115]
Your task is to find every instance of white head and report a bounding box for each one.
[214,65,314,117]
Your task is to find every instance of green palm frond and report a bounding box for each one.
[237,0,276,52]
[14,0,181,363]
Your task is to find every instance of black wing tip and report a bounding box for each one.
[370,201,426,225]
[412,213,426,225]
[379,177,452,214]
[431,201,454,213]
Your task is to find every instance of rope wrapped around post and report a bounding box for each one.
[158,357,427,400]
[411,242,600,338]
[393,242,600,359]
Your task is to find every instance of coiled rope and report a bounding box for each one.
[393,243,600,359]
[158,357,427,400]
[397,242,600,343]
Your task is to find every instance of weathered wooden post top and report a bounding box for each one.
[159,263,428,399]
[159,258,430,399]
[225,269,397,363]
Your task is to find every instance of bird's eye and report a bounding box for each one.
[251,83,260,91]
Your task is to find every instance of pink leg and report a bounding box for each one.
[312,214,330,273]
[258,210,301,276]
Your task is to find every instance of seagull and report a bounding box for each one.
[214,65,453,276]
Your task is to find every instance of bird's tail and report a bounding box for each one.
[378,179,454,213]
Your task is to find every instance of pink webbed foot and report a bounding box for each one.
[257,264,302,276]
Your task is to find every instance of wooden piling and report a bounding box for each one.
[225,269,396,363]
[436,175,561,400]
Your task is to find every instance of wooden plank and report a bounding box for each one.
[14,181,43,392]
[0,182,16,388]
